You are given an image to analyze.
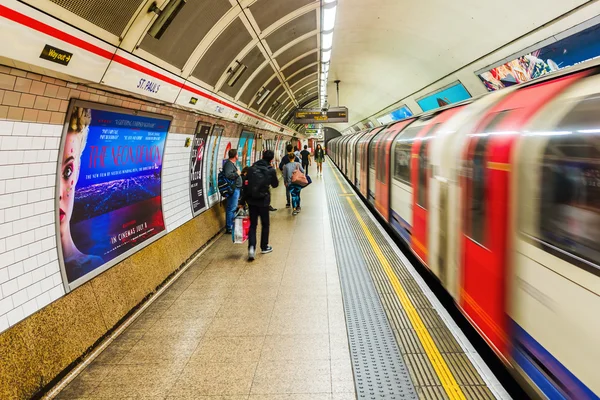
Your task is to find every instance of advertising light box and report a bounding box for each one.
[478,20,600,91]
[416,82,471,112]
[190,123,211,216]
[56,101,171,290]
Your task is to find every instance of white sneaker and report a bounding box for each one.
[248,246,255,261]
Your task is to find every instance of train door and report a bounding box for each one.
[349,132,366,185]
[412,108,464,265]
[460,72,586,359]
[343,135,354,176]
[360,127,384,198]
[368,128,388,203]
[375,119,414,220]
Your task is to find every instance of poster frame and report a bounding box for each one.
[206,124,225,207]
[189,121,212,217]
[55,99,172,292]
[415,80,471,112]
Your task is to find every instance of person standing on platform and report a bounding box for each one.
[300,145,311,175]
[279,144,300,208]
[243,150,279,261]
[283,151,305,215]
[314,144,325,176]
[223,149,242,234]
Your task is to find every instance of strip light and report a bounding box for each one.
[320,1,337,108]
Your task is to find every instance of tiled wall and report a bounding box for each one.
[0,121,65,332]
[0,64,282,336]
[162,133,194,232]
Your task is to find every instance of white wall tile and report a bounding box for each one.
[0,122,66,334]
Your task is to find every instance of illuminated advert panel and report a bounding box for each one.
[56,101,171,291]
[416,81,471,112]
[477,19,600,91]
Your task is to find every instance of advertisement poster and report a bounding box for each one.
[377,105,413,125]
[218,137,239,169]
[416,81,471,112]
[237,131,255,169]
[478,21,600,91]
[205,125,224,207]
[57,101,170,289]
[190,123,211,215]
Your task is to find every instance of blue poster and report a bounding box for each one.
[58,103,170,288]
[417,82,471,112]
[390,106,413,121]
[237,130,255,169]
[479,21,600,91]
[205,125,223,206]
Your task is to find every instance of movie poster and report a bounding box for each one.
[205,125,224,207]
[56,101,170,289]
[190,123,211,215]
[237,131,255,169]
[478,22,600,91]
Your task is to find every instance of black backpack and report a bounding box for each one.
[217,168,236,199]
[246,164,270,199]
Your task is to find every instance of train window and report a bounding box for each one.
[417,140,429,208]
[534,95,600,268]
[393,125,423,185]
[369,139,377,169]
[467,137,489,244]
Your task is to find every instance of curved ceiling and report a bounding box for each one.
[327,0,589,130]
[25,0,323,128]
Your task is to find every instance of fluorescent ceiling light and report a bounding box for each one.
[322,32,333,49]
[322,62,330,72]
[324,0,336,3]
[322,49,331,63]
[323,6,337,31]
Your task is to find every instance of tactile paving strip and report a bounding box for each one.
[325,177,418,400]
[327,167,497,399]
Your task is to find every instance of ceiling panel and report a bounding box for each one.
[240,64,277,105]
[50,0,144,36]
[265,10,317,53]
[287,64,318,86]
[192,18,252,86]
[294,82,317,99]
[140,0,232,69]
[250,73,281,110]
[259,84,285,113]
[221,45,265,98]
[250,0,315,31]
[275,35,318,68]
[289,73,318,91]
[281,52,318,78]
[268,94,290,117]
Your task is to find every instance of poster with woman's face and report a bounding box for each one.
[57,101,170,290]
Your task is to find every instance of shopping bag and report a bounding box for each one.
[291,167,308,187]
[232,211,250,244]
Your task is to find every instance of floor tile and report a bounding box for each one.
[118,336,201,365]
[205,316,271,337]
[55,363,114,399]
[251,360,331,394]
[189,336,265,363]
[261,334,330,361]
[168,361,257,396]
[142,317,211,339]
[90,363,184,398]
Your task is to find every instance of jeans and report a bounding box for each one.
[225,188,240,231]
[286,186,291,206]
[248,205,270,250]
[290,184,302,209]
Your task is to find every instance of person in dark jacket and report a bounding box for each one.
[278,144,300,208]
[242,150,279,261]
[223,149,242,234]
[314,144,325,176]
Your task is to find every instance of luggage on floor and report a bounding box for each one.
[232,210,250,244]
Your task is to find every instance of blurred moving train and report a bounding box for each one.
[329,63,600,400]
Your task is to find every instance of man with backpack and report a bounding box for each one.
[243,150,279,261]
[222,149,242,234]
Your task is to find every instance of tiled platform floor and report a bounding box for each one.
[55,164,355,400]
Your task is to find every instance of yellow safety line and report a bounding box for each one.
[328,166,466,400]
